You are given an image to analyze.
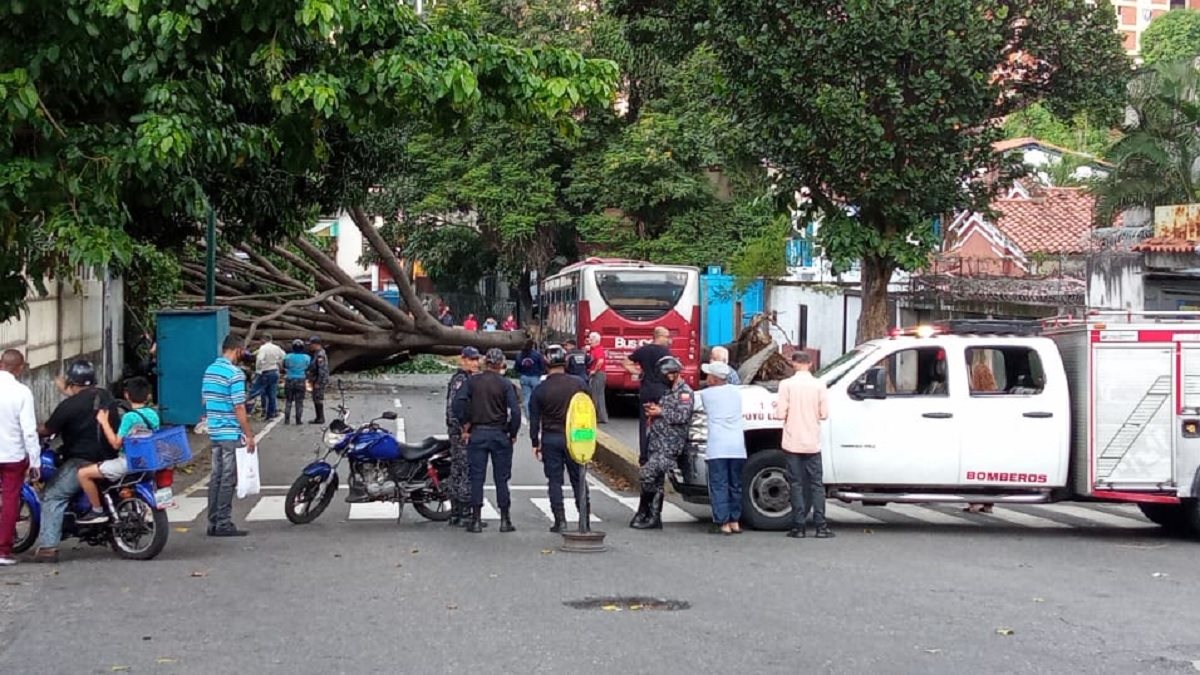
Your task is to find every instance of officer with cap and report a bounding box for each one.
[305,336,329,425]
[445,346,482,527]
[529,345,587,533]
[562,338,590,388]
[630,355,693,530]
[452,347,522,533]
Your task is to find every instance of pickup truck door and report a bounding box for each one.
[829,346,962,486]
[958,343,1068,488]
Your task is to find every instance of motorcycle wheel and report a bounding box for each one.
[12,494,39,554]
[412,478,452,522]
[110,496,169,560]
[285,473,339,524]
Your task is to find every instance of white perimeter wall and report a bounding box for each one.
[767,283,862,362]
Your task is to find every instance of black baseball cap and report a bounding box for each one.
[461,346,481,358]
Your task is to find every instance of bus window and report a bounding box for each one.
[595,270,688,321]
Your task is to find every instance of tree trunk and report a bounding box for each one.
[855,253,896,343]
[517,269,535,325]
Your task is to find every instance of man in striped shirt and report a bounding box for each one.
[202,334,256,537]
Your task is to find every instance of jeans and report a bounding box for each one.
[208,440,239,531]
[248,371,279,418]
[467,428,513,510]
[588,371,609,423]
[519,375,541,416]
[540,433,581,513]
[284,378,306,423]
[786,452,826,529]
[707,458,745,525]
[37,457,86,549]
[0,458,29,557]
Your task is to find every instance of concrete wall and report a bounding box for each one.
[1087,253,1145,311]
[0,273,123,416]
[766,283,862,360]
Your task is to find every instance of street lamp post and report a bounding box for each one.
[205,203,216,306]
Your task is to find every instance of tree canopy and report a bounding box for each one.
[695,0,1130,339]
[1141,9,1200,66]
[0,0,618,325]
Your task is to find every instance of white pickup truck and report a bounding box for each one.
[672,314,1200,536]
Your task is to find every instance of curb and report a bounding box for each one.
[595,428,641,489]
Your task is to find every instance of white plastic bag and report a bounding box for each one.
[235,446,261,499]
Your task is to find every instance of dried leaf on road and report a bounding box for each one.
[862,528,874,535]
[629,604,643,610]
[411,548,420,555]
[190,571,208,578]
[1151,572,1168,578]
[157,657,179,664]
[924,649,942,655]
[110,667,131,672]
[601,604,620,612]
[540,549,554,555]
[1033,597,1044,603]
[995,628,1015,636]
[173,527,189,533]
[446,604,458,610]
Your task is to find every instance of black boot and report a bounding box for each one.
[549,508,567,533]
[632,490,664,530]
[499,508,515,533]
[309,403,325,425]
[448,501,465,527]
[628,490,653,528]
[466,506,483,534]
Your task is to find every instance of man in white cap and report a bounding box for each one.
[697,361,746,535]
[709,346,741,385]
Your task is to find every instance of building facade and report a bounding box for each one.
[1115,0,1200,55]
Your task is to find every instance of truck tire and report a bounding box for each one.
[1137,502,1191,534]
[1179,499,1200,539]
[742,450,794,531]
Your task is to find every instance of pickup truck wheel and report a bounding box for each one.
[1179,499,1200,538]
[741,450,793,531]
[1137,502,1190,534]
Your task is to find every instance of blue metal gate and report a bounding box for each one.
[156,308,230,426]
[701,274,765,347]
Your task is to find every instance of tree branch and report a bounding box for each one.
[243,286,362,343]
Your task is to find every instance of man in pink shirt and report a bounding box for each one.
[774,351,833,539]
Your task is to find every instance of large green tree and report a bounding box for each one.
[2,0,617,360]
[699,0,1129,339]
[1141,9,1200,66]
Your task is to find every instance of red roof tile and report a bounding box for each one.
[992,188,1105,255]
[1131,237,1200,253]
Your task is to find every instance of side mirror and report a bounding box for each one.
[381,411,398,421]
[849,367,887,400]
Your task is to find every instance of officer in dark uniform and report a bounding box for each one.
[529,345,587,533]
[305,336,330,425]
[630,355,693,530]
[445,346,482,527]
[452,348,522,534]
[562,338,591,388]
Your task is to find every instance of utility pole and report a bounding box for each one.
[205,203,216,306]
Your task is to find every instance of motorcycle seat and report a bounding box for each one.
[103,472,154,489]
[397,435,452,461]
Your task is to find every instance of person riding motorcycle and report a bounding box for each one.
[32,360,118,563]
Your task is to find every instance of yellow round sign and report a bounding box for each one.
[565,392,598,464]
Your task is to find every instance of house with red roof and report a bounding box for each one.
[1088,204,1200,312]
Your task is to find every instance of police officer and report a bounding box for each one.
[529,345,587,533]
[305,336,330,425]
[562,338,590,388]
[630,355,693,530]
[452,348,522,534]
[446,346,482,527]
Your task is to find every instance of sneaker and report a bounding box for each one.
[0,557,16,566]
[786,527,806,539]
[814,526,836,539]
[208,527,249,537]
[31,548,58,564]
[77,509,109,525]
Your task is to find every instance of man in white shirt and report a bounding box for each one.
[0,349,41,565]
[247,333,286,420]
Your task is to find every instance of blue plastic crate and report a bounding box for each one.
[123,426,194,472]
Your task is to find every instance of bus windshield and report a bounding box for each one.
[594,270,689,321]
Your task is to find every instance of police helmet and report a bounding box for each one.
[291,339,305,353]
[65,360,97,387]
[485,348,507,367]
[545,345,567,368]
[656,355,683,375]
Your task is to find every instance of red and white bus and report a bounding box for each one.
[540,258,702,391]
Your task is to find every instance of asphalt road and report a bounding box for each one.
[3,374,1200,674]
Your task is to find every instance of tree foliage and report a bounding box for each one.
[0,0,618,324]
[1003,103,1113,157]
[1092,61,1200,226]
[697,0,1130,339]
[1141,9,1200,66]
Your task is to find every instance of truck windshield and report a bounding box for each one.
[817,344,879,386]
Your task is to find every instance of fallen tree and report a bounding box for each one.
[179,208,526,372]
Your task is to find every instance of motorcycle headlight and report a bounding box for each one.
[323,430,347,448]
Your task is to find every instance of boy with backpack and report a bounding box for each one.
[76,377,160,524]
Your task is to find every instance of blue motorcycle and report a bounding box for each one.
[13,441,170,560]
[284,410,454,524]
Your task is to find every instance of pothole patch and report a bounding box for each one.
[563,596,690,612]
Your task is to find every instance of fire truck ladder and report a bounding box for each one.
[1097,375,1172,479]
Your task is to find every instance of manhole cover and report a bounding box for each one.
[563,597,690,612]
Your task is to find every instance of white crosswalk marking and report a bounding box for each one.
[615,496,693,523]
[882,504,977,526]
[825,503,886,525]
[347,502,401,520]
[531,498,602,523]
[479,500,501,520]
[167,497,209,524]
[246,496,288,522]
[1045,504,1153,528]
